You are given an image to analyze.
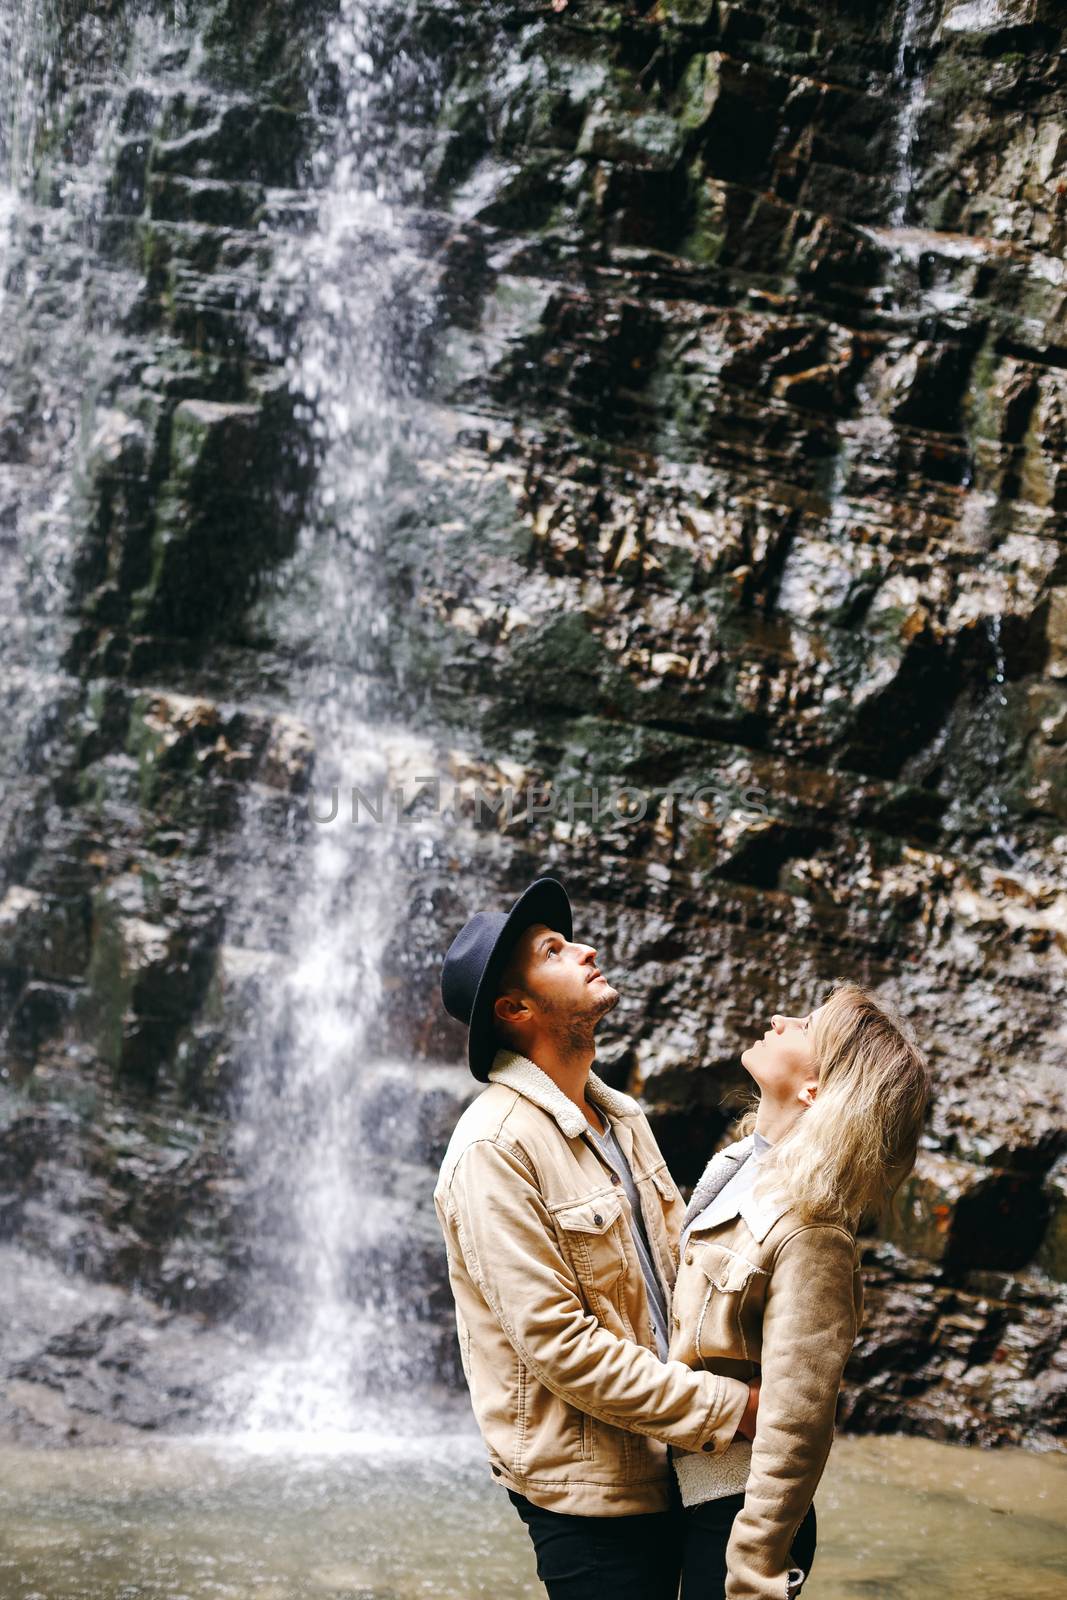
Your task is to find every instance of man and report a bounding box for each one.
[434,874,760,1600]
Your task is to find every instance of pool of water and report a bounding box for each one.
[1,1426,1065,1599]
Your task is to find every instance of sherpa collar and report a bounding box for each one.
[487,1048,642,1140]
[682,1135,753,1226]
[682,1133,792,1243]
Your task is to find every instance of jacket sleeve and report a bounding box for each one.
[725,1224,859,1600]
[444,1135,750,1454]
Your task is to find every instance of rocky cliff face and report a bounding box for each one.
[0,0,1064,1447]
[409,0,1067,1447]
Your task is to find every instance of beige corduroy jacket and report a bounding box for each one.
[433,1049,751,1515]
[669,1134,865,1600]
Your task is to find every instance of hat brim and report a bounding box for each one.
[466,876,574,1082]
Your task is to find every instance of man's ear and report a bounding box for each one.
[494,992,529,1026]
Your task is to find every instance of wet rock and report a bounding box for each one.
[841,1241,1067,1445]
[4,982,79,1061]
[1046,589,1067,679]
[173,944,283,1108]
[85,874,218,1087]
[890,1150,1053,1272]
[0,888,46,972]
[577,104,688,169]
[1035,1159,1067,1284]
[256,715,315,794]
[0,1246,251,1443]
[149,100,311,187]
[130,386,314,641]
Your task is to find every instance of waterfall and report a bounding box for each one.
[979,613,1020,868]
[0,2,123,881]
[0,0,462,1440]
[0,0,21,324]
[0,0,41,192]
[0,0,65,880]
[889,0,938,228]
[212,0,450,1437]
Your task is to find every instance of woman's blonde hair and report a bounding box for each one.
[734,982,931,1232]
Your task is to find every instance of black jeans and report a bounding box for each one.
[508,1487,682,1600]
[680,1491,817,1600]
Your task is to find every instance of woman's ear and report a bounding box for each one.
[797,1078,818,1108]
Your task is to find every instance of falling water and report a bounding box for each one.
[0,0,43,192]
[0,0,68,872]
[977,613,1021,867]
[889,0,938,228]
[214,0,450,1435]
[0,0,22,308]
[0,5,146,876]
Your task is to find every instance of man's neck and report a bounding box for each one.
[524,1040,602,1132]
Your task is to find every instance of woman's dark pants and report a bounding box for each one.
[680,1491,818,1600]
[508,1486,683,1600]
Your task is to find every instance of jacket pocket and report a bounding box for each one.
[648,1163,679,1205]
[695,1248,765,1362]
[517,1366,595,1470]
[553,1192,627,1309]
[704,1250,762,1294]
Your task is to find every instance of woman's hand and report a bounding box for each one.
[734,1376,761,1441]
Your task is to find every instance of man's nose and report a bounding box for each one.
[579,944,597,963]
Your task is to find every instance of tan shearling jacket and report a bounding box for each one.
[668,1134,865,1600]
[433,1048,751,1515]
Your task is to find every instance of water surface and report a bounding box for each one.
[1,1429,1064,1599]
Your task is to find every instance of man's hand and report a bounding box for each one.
[734,1376,761,1441]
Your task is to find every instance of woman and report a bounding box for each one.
[668,983,930,1600]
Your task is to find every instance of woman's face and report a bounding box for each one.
[740,1005,825,1107]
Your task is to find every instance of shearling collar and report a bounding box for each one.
[682,1133,792,1244]
[487,1048,642,1140]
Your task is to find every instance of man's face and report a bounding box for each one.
[493,922,620,1050]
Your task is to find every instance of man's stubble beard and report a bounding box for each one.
[540,981,621,1056]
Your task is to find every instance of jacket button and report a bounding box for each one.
[684,1252,694,1266]
[702,1440,716,1453]
[593,1213,604,1226]
[610,1173,620,1184]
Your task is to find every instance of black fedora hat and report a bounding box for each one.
[441,876,573,1082]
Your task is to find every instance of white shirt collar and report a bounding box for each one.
[685,1137,790,1243]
